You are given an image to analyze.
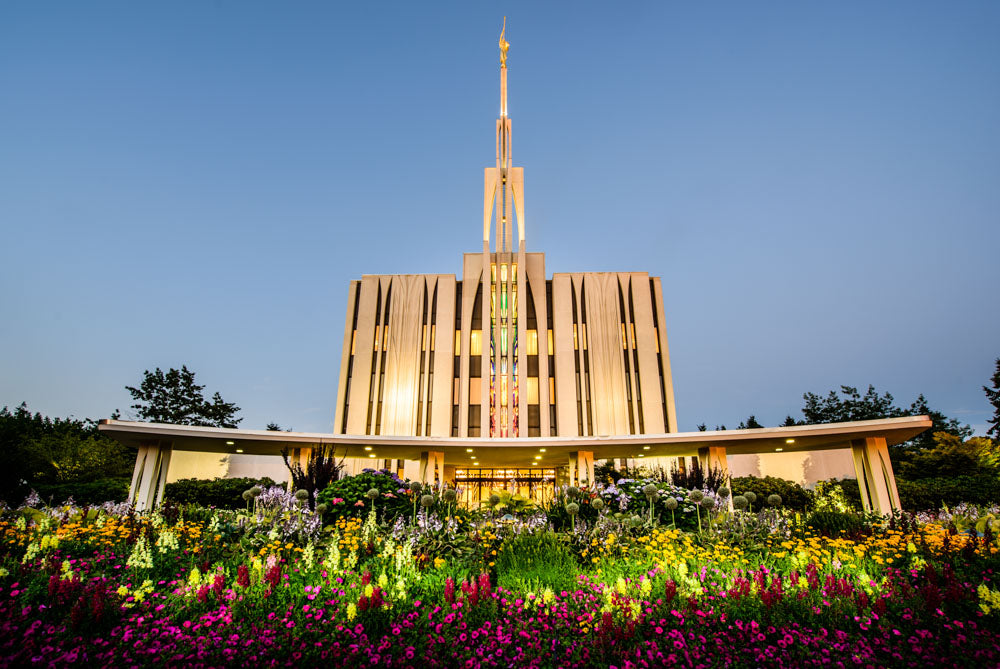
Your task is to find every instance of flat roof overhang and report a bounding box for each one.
[98,415,932,468]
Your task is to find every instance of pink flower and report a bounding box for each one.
[332,498,344,505]
[354,501,365,507]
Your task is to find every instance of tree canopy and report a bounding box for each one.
[124,365,242,428]
[985,358,1000,440]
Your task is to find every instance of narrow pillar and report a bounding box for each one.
[851,436,901,513]
[419,451,445,489]
[568,451,594,486]
[130,441,172,511]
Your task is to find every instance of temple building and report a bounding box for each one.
[100,25,929,515]
[332,30,678,505]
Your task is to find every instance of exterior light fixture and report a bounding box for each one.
[225,441,235,446]
[775,447,784,452]
[368,453,377,458]
[235,448,244,453]
[466,448,474,453]
[785,439,795,444]
[533,455,541,460]
[364,446,372,451]
[638,454,645,458]
[642,446,650,450]
[539,448,546,452]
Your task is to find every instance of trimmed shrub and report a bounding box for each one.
[164,477,277,509]
[317,469,413,521]
[895,474,1000,510]
[805,510,867,537]
[731,476,813,511]
[33,477,129,506]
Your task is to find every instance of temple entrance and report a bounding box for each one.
[453,467,557,509]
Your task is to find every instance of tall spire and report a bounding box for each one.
[482,17,524,252]
[482,19,526,438]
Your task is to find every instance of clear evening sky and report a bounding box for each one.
[1,2,998,435]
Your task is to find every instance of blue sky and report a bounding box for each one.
[1,2,998,435]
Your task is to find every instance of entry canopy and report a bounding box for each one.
[99,415,932,468]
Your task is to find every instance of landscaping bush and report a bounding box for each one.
[732,476,813,511]
[164,476,277,509]
[32,477,129,506]
[805,510,868,537]
[896,474,1000,510]
[316,469,412,521]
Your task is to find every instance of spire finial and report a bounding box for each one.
[499,17,509,68]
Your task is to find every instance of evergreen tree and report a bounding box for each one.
[986,358,1000,440]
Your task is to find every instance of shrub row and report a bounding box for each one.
[164,476,278,509]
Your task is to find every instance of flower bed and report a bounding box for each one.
[1,483,999,667]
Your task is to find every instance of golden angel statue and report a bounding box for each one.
[499,17,510,67]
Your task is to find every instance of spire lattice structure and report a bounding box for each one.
[482,18,526,437]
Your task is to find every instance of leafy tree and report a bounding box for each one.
[897,431,999,480]
[985,358,1000,441]
[266,422,282,431]
[802,385,903,424]
[0,403,133,504]
[799,384,970,475]
[125,366,241,428]
[781,415,801,427]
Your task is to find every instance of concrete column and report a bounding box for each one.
[419,451,445,489]
[851,436,901,513]
[568,451,594,486]
[130,441,172,511]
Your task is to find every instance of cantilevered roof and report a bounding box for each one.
[99,415,932,468]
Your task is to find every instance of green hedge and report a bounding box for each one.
[32,477,130,506]
[164,477,278,510]
[317,470,413,521]
[731,476,813,511]
[805,510,868,537]
[896,474,1000,510]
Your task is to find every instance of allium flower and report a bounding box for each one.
[409,481,423,493]
[565,503,580,516]
[732,495,748,510]
[420,495,434,508]
[665,497,678,510]
[642,484,658,500]
[717,486,731,499]
[688,489,704,503]
[743,491,757,505]
[592,498,605,511]
[767,494,782,507]
[699,497,715,511]
[295,489,310,501]
[442,488,457,503]
[366,488,380,500]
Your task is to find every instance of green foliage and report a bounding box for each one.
[32,477,130,506]
[415,529,481,569]
[495,530,578,592]
[731,476,813,511]
[895,474,1000,510]
[164,476,277,509]
[0,403,134,504]
[124,365,242,427]
[813,479,861,512]
[317,470,411,521]
[805,510,868,537]
[482,489,535,514]
[898,432,1000,480]
[737,415,764,429]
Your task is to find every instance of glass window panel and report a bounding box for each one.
[469,377,482,399]
[527,377,539,404]
[526,329,538,355]
[455,330,461,355]
[549,377,556,404]
[470,330,482,356]
[547,329,554,353]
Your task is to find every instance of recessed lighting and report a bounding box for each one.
[368,454,376,458]
[225,441,234,446]
[785,439,795,444]
[775,448,783,452]
[235,449,243,453]
[364,446,372,451]
[533,455,541,460]
[638,454,645,458]
[466,448,474,453]
[538,448,546,452]
[642,446,650,450]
